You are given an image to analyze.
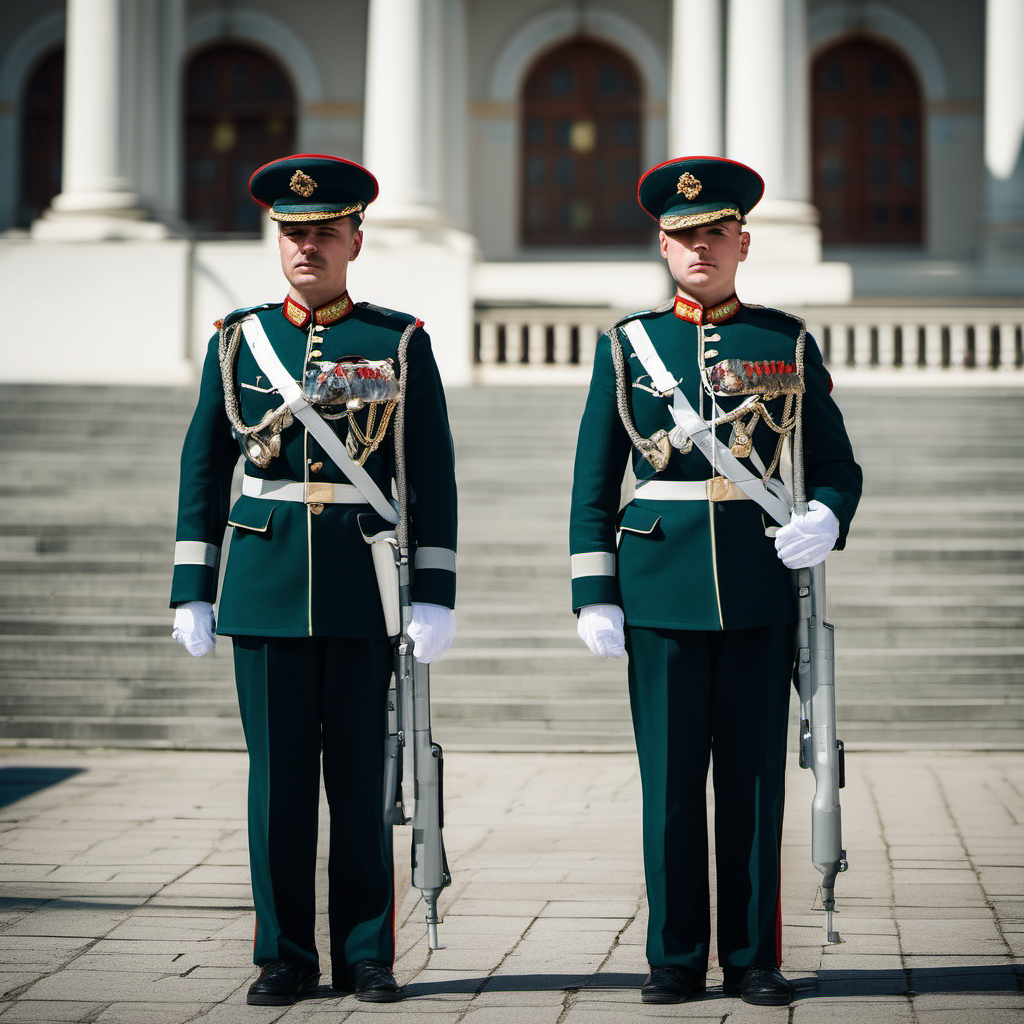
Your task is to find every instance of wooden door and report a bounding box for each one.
[812,39,924,245]
[184,45,296,235]
[521,40,648,247]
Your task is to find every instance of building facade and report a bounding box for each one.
[0,0,1021,384]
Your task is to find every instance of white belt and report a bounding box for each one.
[242,476,368,505]
[635,477,750,502]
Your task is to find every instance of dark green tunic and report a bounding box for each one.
[171,300,457,636]
[570,299,860,630]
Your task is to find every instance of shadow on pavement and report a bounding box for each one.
[0,766,82,809]
[402,965,1023,999]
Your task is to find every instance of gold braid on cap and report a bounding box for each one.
[660,206,743,231]
[270,203,365,222]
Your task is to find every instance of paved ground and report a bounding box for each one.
[0,747,1021,1023]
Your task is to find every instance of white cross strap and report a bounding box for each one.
[240,315,399,524]
[622,317,792,527]
[621,318,679,394]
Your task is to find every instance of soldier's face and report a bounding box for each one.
[278,218,363,304]
[659,220,749,305]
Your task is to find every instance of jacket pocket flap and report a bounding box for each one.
[617,504,662,536]
[227,495,275,533]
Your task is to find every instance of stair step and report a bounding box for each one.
[0,383,1022,749]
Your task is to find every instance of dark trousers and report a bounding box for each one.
[232,635,395,982]
[625,624,794,973]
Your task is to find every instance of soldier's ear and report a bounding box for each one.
[658,230,670,259]
[349,228,364,262]
[739,230,750,260]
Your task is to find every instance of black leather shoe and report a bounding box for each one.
[351,960,401,1002]
[723,966,795,1005]
[246,960,320,1005]
[641,965,705,1004]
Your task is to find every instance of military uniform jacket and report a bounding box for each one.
[570,296,861,631]
[171,297,457,639]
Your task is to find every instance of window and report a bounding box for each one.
[521,40,647,247]
[183,45,296,235]
[18,48,64,228]
[811,39,924,245]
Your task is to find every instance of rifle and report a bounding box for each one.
[374,320,451,950]
[792,395,848,945]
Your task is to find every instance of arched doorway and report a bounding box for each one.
[18,47,64,229]
[521,39,647,247]
[183,44,296,235]
[811,38,924,245]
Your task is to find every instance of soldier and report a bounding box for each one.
[170,154,457,1005]
[569,157,862,1006]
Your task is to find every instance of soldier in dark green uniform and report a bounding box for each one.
[170,154,457,1005]
[569,157,861,1006]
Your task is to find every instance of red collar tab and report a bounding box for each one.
[282,292,352,328]
[673,294,741,325]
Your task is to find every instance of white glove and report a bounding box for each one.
[774,500,840,569]
[408,603,456,664]
[577,604,626,659]
[172,600,217,657]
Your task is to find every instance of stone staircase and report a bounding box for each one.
[0,382,1021,750]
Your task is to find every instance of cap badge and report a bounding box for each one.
[676,172,702,200]
[289,170,317,198]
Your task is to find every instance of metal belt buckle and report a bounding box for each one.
[706,476,729,502]
[305,481,335,505]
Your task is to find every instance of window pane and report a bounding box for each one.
[898,156,917,187]
[822,60,845,93]
[822,156,845,189]
[615,118,638,145]
[821,115,845,145]
[869,60,893,92]
[551,66,573,95]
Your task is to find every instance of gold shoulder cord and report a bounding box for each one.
[218,319,294,469]
[218,318,399,469]
[610,310,806,484]
[609,327,672,472]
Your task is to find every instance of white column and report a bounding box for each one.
[354,0,476,385]
[364,0,443,223]
[983,0,1024,264]
[669,0,723,157]
[123,0,185,223]
[721,0,850,305]
[33,0,165,238]
[726,0,789,197]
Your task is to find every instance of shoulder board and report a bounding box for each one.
[611,298,674,330]
[354,301,420,330]
[743,303,806,335]
[220,302,278,331]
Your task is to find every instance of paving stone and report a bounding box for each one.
[0,749,1022,1022]
[0,1003,108,1023]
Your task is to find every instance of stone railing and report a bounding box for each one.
[473,304,1024,380]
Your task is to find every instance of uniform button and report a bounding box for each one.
[310,349,322,358]
[309,461,323,473]
[308,503,324,515]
